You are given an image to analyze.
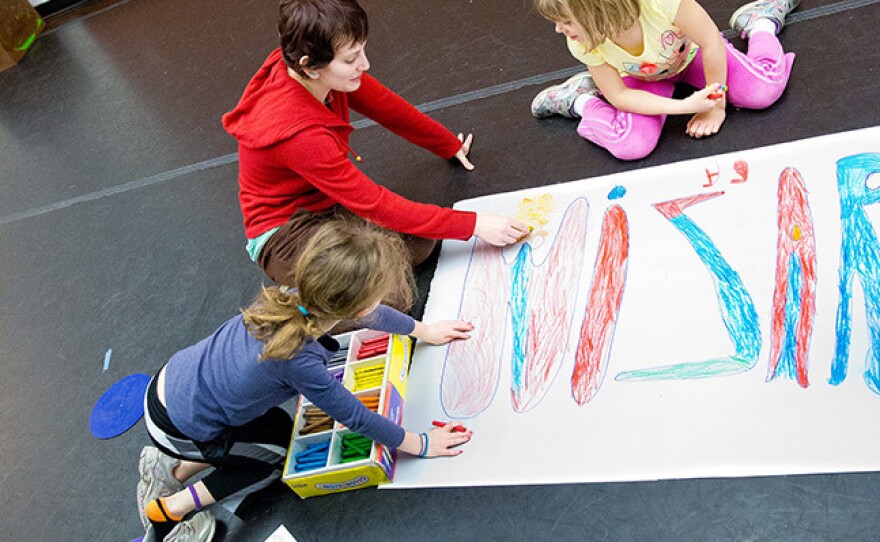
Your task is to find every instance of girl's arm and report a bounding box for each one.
[674,0,728,137]
[675,0,726,92]
[589,62,722,117]
[411,319,474,345]
[356,305,475,344]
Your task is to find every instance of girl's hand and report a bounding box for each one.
[453,133,475,171]
[400,427,473,457]
[424,425,472,457]
[474,213,530,246]
[412,320,474,345]
[683,83,725,114]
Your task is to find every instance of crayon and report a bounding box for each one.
[358,346,387,355]
[342,435,372,443]
[356,349,387,360]
[300,421,334,434]
[296,447,329,461]
[341,456,369,463]
[342,450,370,458]
[295,454,328,466]
[355,367,385,376]
[517,225,535,243]
[296,448,328,460]
[707,84,728,100]
[361,334,390,346]
[432,420,468,433]
[293,463,324,472]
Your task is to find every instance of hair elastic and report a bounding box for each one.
[188,485,202,510]
[418,432,429,458]
[297,305,309,317]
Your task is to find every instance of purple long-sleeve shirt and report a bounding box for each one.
[164,305,414,446]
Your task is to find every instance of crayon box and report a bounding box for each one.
[282,330,411,498]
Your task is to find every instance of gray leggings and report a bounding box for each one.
[143,375,292,502]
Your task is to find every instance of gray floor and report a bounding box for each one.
[1,0,879,540]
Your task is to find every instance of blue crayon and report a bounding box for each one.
[294,461,326,472]
[295,448,328,461]
[295,457,327,467]
[304,441,330,452]
[295,458,327,469]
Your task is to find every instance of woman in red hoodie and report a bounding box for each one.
[223,0,529,290]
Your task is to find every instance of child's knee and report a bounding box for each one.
[732,84,787,109]
[731,53,795,109]
[609,139,657,161]
[577,114,660,161]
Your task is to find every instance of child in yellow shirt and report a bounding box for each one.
[531,0,798,160]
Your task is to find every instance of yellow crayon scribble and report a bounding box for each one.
[515,193,557,239]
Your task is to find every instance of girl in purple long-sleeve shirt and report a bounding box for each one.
[136,218,474,541]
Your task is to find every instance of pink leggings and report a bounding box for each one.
[577,33,796,160]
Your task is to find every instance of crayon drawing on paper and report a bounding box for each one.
[392,127,880,490]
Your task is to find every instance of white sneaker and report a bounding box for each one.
[730,0,801,38]
[166,511,216,542]
[137,447,183,529]
[531,72,598,119]
[142,511,216,542]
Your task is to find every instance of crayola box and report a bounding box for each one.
[282,330,412,498]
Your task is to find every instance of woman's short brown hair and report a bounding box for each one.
[278,0,369,76]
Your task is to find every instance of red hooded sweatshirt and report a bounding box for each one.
[222,48,477,241]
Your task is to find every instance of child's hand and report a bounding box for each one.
[683,83,725,114]
[474,213,531,246]
[686,107,726,139]
[425,425,472,457]
[454,132,475,171]
[400,426,473,457]
[412,320,474,345]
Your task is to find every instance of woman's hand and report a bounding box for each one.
[399,426,473,457]
[453,133,475,171]
[473,213,530,246]
[411,320,474,345]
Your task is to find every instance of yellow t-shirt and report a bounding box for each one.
[566,0,699,81]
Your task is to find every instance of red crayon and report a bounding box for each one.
[356,346,388,359]
[432,420,468,433]
[707,84,728,100]
[361,335,390,347]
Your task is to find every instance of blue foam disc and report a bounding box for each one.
[90,373,151,439]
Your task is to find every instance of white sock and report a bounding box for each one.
[748,17,778,37]
[572,93,597,118]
